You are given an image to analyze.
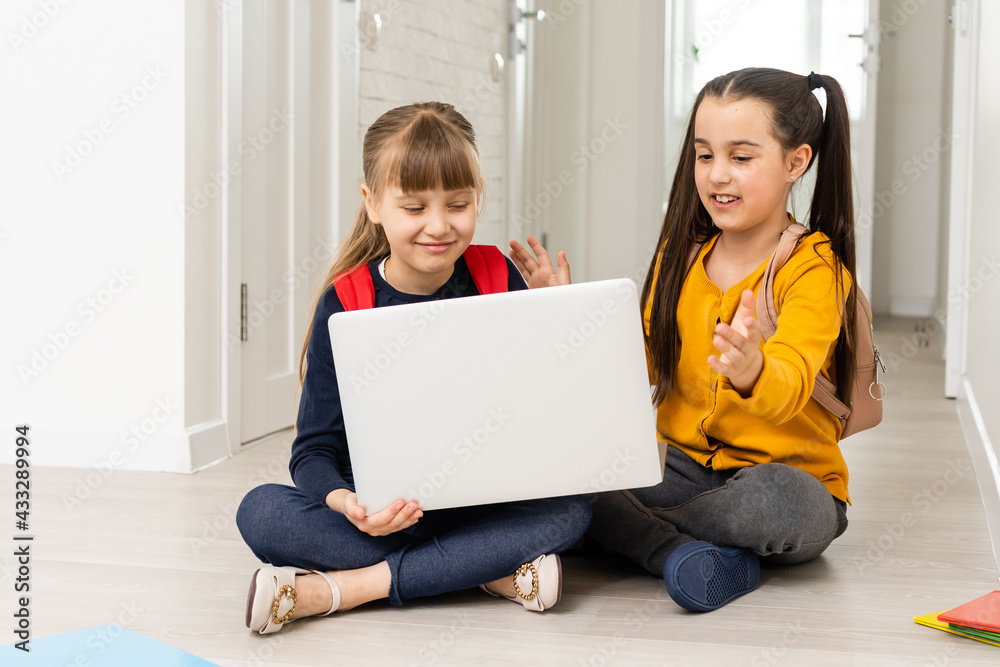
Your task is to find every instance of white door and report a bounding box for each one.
[225,0,351,446]
[664,0,880,295]
[239,0,301,444]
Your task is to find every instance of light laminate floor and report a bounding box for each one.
[6,316,1000,665]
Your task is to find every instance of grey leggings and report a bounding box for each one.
[587,445,848,576]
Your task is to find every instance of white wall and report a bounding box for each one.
[584,1,665,282]
[965,0,1000,456]
[0,1,197,471]
[0,0,230,473]
[871,0,950,317]
[356,0,508,247]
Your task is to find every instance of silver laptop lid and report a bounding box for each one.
[328,278,663,511]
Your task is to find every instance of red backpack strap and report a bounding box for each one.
[462,245,509,295]
[333,263,376,311]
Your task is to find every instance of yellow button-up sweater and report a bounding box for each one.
[645,230,851,503]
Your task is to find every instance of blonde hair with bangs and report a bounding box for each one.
[299,102,484,382]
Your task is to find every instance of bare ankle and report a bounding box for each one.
[293,573,334,618]
[312,563,391,613]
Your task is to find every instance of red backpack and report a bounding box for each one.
[334,244,510,311]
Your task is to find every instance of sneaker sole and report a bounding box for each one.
[663,542,759,612]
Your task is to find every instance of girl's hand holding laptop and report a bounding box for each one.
[327,489,422,537]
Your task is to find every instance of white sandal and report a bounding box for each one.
[480,553,562,612]
[245,565,341,634]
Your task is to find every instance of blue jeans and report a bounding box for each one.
[587,446,848,575]
[236,484,591,606]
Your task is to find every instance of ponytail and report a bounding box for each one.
[297,204,390,382]
[806,73,858,405]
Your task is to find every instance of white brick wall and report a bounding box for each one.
[357,0,508,247]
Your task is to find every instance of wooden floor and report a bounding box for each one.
[9,316,1000,665]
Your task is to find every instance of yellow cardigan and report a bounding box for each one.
[645,230,851,503]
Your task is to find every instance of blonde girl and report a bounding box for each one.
[237,102,590,634]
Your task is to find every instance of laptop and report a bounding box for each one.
[328,278,665,511]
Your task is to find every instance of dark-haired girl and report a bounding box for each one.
[513,68,856,612]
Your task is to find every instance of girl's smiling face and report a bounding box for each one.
[693,97,810,236]
[362,184,478,295]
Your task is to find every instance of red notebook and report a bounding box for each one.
[938,591,1000,633]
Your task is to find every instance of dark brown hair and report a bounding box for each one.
[642,68,857,406]
[299,102,483,382]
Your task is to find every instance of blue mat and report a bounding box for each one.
[0,625,220,665]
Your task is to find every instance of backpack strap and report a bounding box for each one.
[685,243,701,275]
[812,289,882,428]
[333,245,509,311]
[462,244,509,295]
[756,223,808,338]
[333,264,376,311]
[755,223,852,424]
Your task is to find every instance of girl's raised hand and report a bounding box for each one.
[509,235,571,288]
[708,289,764,397]
[342,493,423,537]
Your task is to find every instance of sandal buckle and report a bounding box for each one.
[512,563,538,601]
[272,584,297,624]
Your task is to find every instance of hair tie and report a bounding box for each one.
[807,71,824,91]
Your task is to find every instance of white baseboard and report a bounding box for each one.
[957,378,1000,580]
[187,419,231,472]
[889,296,935,318]
[0,416,231,474]
[0,418,192,472]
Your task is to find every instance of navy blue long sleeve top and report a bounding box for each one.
[288,253,528,506]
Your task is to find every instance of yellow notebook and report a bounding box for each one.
[913,611,1000,647]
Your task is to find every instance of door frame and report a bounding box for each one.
[856,0,880,298]
[222,0,244,454]
[944,0,978,398]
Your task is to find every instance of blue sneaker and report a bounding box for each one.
[662,541,760,612]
